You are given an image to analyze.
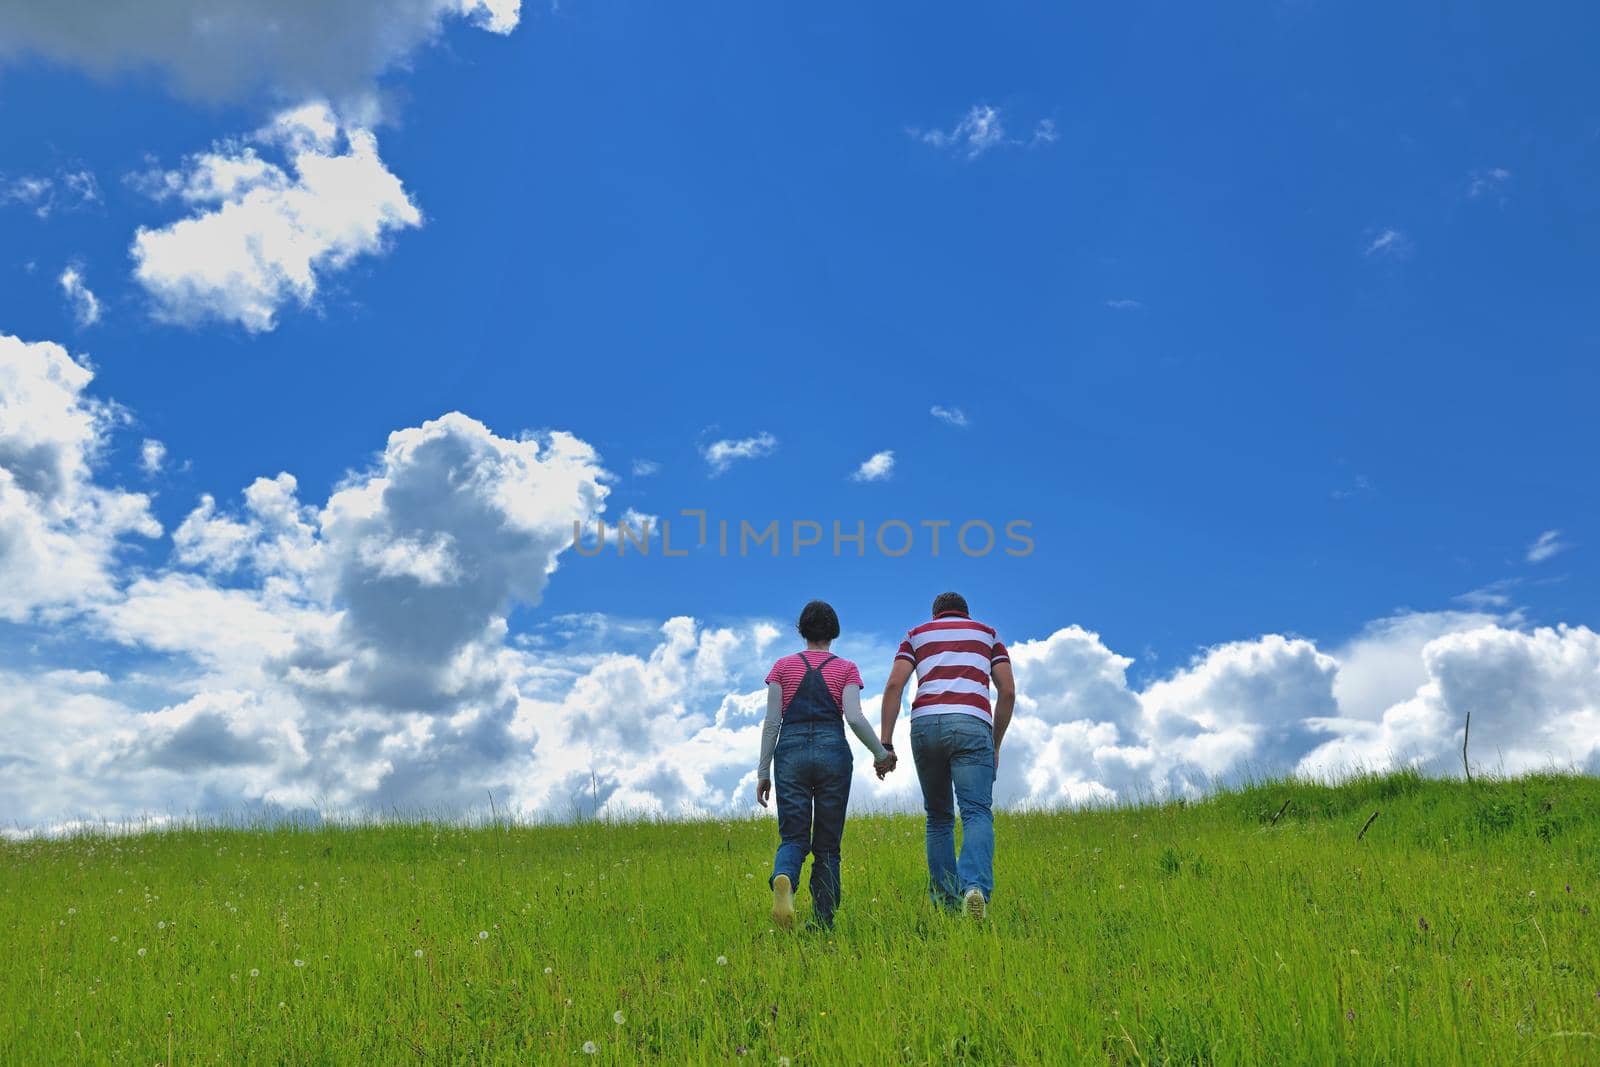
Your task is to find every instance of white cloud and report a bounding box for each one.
[1467,167,1511,200]
[140,439,167,475]
[929,405,969,428]
[0,333,159,623]
[0,169,99,219]
[1364,228,1411,258]
[7,331,1600,829]
[1104,298,1142,311]
[130,103,423,333]
[0,1,520,108]
[58,265,101,326]
[631,459,660,477]
[1527,529,1569,564]
[911,105,1054,161]
[850,450,894,483]
[701,432,776,475]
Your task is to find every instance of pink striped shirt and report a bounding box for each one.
[765,651,864,714]
[895,611,1009,723]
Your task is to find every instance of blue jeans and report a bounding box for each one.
[770,723,853,927]
[910,713,996,908]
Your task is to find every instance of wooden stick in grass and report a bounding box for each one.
[1357,810,1380,841]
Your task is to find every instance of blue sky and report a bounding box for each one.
[2,2,1598,826]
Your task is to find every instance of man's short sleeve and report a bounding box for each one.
[895,638,915,663]
[991,640,1009,665]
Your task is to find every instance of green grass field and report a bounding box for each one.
[6,770,1600,1065]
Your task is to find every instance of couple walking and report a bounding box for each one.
[754,592,1017,930]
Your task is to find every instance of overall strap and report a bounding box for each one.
[797,651,837,673]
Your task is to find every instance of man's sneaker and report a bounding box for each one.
[772,875,795,929]
[963,887,987,922]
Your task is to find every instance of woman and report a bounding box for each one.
[755,600,893,929]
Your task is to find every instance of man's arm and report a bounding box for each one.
[991,660,1016,761]
[879,657,914,750]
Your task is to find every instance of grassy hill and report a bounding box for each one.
[6,770,1600,1064]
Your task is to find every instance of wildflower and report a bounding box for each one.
[293,959,305,968]
[137,947,147,957]
[614,1010,625,1025]
[717,955,728,966]
[478,930,489,940]
[582,1040,598,1055]
[414,949,424,959]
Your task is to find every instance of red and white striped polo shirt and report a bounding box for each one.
[896,611,1010,723]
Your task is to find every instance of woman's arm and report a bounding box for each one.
[841,685,889,761]
[756,682,783,783]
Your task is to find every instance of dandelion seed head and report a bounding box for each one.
[293,959,305,968]
[478,930,489,940]
[544,966,553,974]
[414,949,424,958]
[250,969,259,978]
[614,1010,625,1024]
[137,947,147,957]
[716,955,728,966]
[582,1041,598,1055]
[157,920,166,930]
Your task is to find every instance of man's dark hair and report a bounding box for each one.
[931,591,969,617]
[797,600,841,643]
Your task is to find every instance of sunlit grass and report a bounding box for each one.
[6,771,1600,1063]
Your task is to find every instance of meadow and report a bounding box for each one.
[6,769,1600,1065]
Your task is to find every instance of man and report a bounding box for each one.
[878,591,1016,920]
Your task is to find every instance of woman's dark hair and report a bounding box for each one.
[797,600,841,643]
[931,591,969,616]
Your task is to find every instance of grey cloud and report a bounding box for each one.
[0,0,520,107]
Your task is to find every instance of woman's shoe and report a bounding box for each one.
[772,874,795,929]
[963,887,987,922]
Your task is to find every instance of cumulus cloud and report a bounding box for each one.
[0,169,99,218]
[140,439,167,475]
[929,405,968,428]
[58,265,101,326]
[130,102,422,332]
[701,432,776,475]
[0,333,159,622]
[1527,529,1569,564]
[7,331,1600,830]
[1467,167,1511,201]
[1365,228,1411,259]
[910,106,1056,160]
[850,450,894,482]
[0,0,520,108]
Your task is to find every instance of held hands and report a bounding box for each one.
[756,779,772,808]
[874,749,898,779]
